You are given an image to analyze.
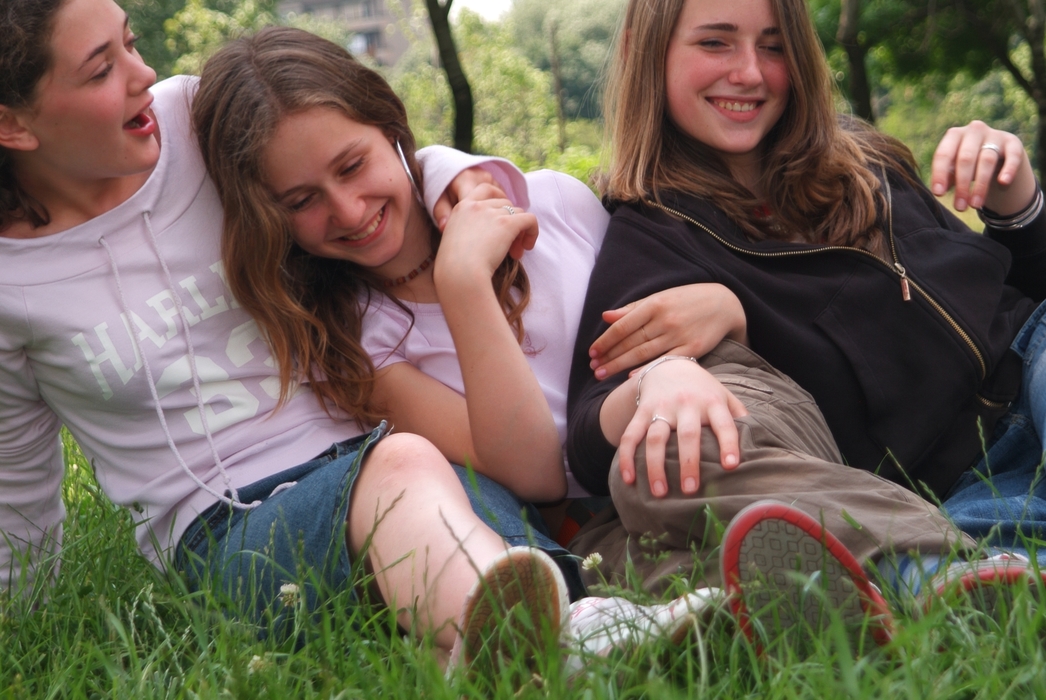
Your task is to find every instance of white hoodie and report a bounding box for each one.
[0,75,521,593]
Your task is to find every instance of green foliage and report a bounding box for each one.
[879,67,1038,177]
[127,0,355,80]
[809,0,999,97]
[392,8,601,179]
[164,0,278,76]
[122,0,186,79]
[811,0,1042,174]
[506,0,626,120]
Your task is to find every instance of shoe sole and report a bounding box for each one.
[458,547,568,669]
[721,501,893,648]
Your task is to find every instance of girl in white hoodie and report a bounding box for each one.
[0,0,588,666]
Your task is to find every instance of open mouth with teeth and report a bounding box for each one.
[340,204,386,243]
[712,100,759,113]
[123,110,154,132]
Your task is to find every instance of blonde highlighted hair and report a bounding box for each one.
[602,0,918,250]
[193,27,528,426]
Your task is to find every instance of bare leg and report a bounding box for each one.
[347,433,508,651]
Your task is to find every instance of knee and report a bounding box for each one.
[358,432,455,491]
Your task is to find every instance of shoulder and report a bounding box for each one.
[525,170,608,249]
[151,75,197,121]
[416,145,530,210]
[609,197,692,233]
[601,195,735,262]
[150,75,199,158]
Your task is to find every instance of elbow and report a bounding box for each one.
[513,452,567,503]
[517,473,567,503]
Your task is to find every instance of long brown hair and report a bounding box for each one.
[0,0,66,232]
[194,27,528,426]
[602,0,918,251]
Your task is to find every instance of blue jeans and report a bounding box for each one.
[943,299,1046,563]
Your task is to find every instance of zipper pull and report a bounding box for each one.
[894,262,911,301]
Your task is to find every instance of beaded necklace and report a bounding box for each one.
[381,253,435,288]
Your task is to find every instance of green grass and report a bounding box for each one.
[1,431,1044,699]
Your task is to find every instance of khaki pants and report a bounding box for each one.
[568,341,975,593]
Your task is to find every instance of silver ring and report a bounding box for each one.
[981,142,1002,156]
[503,205,515,215]
[650,414,672,427]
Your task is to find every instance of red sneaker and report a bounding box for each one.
[721,501,893,650]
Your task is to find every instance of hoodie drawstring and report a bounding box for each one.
[99,212,260,511]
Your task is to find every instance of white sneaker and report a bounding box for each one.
[562,588,723,676]
[448,546,569,675]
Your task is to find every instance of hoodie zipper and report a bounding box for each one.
[649,182,1005,408]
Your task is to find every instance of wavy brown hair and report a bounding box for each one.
[602,0,918,251]
[193,27,528,426]
[0,0,66,232]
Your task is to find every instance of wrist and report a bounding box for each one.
[635,355,698,406]
[979,186,1043,230]
[433,259,494,297]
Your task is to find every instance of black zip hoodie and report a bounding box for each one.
[566,170,1046,499]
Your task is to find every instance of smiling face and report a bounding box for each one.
[664,0,790,186]
[262,107,429,280]
[19,0,158,186]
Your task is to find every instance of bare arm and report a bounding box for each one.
[432,189,565,502]
[371,358,564,501]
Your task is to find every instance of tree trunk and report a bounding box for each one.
[836,0,875,122]
[548,20,567,154]
[424,0,474,153]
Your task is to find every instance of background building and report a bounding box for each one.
[277,0,414,66]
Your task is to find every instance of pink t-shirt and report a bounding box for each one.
[362,151,609,497]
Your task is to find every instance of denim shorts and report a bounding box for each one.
[174,423,585,634]
[173,424,387,633]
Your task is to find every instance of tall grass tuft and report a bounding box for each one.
[0,430,1043,698]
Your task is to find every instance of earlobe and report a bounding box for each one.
[0,107,40,152]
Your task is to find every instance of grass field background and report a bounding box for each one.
[1,430,1043,699]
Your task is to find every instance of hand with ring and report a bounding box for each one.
[434,185,538,291]
[930,120,1037,215]
[605,355,748,498]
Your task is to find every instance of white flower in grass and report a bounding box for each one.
[581,552,603,571]
[247,655,269,674]
[279,582,300,608]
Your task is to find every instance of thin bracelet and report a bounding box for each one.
[978,187,1044,230]
[635,354,698,406]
